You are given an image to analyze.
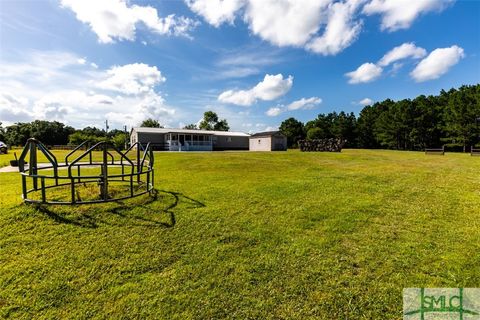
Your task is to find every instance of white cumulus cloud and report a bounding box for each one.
[345,62,382,84]
[0,51,178,128]
[185,0,245,27]
[346,42,447,84]
[184,0,455,55]
[306,0,364,55]
[106,91,175,126]
[253,74,294,100]
[362,0,454,31]
[359,97,373,105]
[286,97,322,110]
[378,42,427,66]
[266,97,322,116]
[266,107,283,117]
[217,89,257,106]
[244,0,329,47]
[410,45,464,82]
[218,73,293,106]
[0,93,33,123]
[61,0,198,43]
[98,63,166,95]
[187,0,369,56]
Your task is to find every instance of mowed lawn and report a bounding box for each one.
[0,149,479,319]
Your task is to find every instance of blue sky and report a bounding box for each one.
[0,0,479,132]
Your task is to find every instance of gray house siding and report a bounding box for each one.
[132,132,167,150]
[131,128,249,151]
[213,136,249,150]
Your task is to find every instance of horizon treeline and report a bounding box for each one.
[280,84,480,152]
[1,84,479,152]
[0,121,128,149]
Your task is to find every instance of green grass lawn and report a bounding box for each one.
[1,149,479,319]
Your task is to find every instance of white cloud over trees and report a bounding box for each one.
[346,42,463,84]
[410,45,465,82]
[218,74,293,106]
[266,97,322,116]
[345,62,383,84]
[0,51,176,128]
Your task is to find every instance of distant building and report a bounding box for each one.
[249,131,287,151]
[130,127,249,151]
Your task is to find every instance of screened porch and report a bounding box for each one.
[165,132,213,151]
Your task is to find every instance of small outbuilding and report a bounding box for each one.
[249,131,287,151]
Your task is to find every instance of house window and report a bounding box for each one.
[227,137,232,142]
[258,139,261,144]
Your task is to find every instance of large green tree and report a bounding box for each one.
[443,85,480,152]
[304,112,357,147]
[279,117,305,148]
[198,111,229,131]
[357,105,381,148]
[306,127,324,140]
[140,118,163,128]
[29,120,75,145]
[0,122,5,142]
[331,112,357,147]
[4,121,74,146]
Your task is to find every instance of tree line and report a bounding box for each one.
[1,87,478,152]
[0,121,128,149]
[279,84,480,152]
[0,111,229,149]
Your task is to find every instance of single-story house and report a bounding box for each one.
[249,131,287,151]
[130,127,250,151]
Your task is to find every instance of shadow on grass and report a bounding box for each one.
[33,189,206,229]
[33,205,98,229]
[110,190,206,228]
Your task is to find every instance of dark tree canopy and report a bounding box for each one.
[0,122,5,142]
[305,112,357,147]
[1,84,478,151]
[444,86,480,151]
[306,127,324,140]
[4,121,74,146]
[183,124,198,130]
[68,126,127,149]
[278,84,480,151]
[279,117,305,148]
[140,118,163,128]
[199,111,230,131]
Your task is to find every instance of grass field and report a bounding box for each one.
[0,149,479,319]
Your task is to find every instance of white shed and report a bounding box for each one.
[249,131,287,151]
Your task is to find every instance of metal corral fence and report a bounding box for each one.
[18,138,155,205]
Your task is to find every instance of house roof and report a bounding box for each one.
[132,127,250,137]
[250,131,285,138]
